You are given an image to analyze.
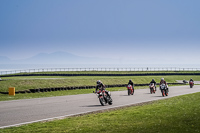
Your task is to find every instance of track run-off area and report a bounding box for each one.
[0,85,200,129]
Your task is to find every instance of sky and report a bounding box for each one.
[0,0,200,64]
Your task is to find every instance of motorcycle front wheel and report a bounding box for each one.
[150,88,153,94]
[128,89,131,95]
[99,97,106,106]
[165,90,168,96]
[161,90,165,97]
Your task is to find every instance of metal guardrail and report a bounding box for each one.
[0,67,200,75]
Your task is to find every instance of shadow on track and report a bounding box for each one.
[80,105,103,107]
[120,95,133,96]
[153,95,166,97]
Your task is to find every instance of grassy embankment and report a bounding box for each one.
[2,69,200,75]
[0,71,200,101]
[1,92,200,133]
[2,70,200,75]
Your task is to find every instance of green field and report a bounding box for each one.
[1,92,200,133]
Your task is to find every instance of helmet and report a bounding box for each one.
[129,79,132,82]
[97,80,101,84]
[161,78,164,81]
[190,78,192,80]
[152,79,155,81]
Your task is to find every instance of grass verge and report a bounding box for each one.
[1,92,200,133]
[2,70,200,76]
[0,86,147,101]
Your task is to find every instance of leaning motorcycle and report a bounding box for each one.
[95,90,112,106]
[160,84,168,97]
[127,84,134,95]
[149,83,156,94]
[189,81,194,88]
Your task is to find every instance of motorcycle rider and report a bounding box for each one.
[128,79,134,87]
[128,79,134,91]
[96,80,105,91]
[95,80,110,96]
[189,78,194,82]
[159,78,168,91]
[150,79,156,91]
[189,78,194,86]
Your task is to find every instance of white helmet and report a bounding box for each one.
[161,78,164,81]
[97,80,101,84]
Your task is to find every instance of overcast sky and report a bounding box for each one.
[0,0,200,64]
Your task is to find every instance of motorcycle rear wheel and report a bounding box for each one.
[108,96,112,105]
[108,100,112,105]
[132,89,134,95]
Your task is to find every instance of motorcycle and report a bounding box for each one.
[94,90,112,106]
[183,80,188,83]
[160,84,168,97]
[149,83,156,94]
[127,84,134,95]
[189,81,194,88]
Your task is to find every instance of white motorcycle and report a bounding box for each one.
[160,84,168,97]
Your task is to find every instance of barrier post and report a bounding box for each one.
[9,87,15,96]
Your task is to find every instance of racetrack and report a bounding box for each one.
[0,85,200,129]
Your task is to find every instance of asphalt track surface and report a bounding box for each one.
[0,85,200,129]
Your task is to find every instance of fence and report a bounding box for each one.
[0,67,200,75]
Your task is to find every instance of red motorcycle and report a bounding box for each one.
[189,81,194,88]
[127,84,134,95]
[94,90,112,106]
[149,83,156,94]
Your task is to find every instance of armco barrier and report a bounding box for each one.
[0,83,186,95]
